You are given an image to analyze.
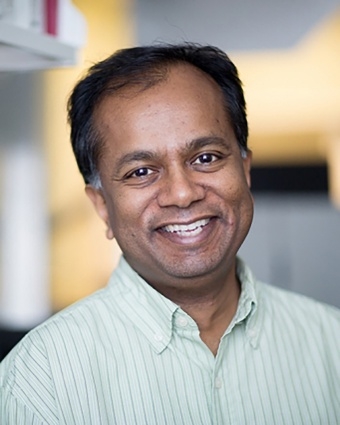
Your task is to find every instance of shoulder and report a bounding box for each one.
[238,257,340,329]
[23,284,116,344]
[259,281,340,323]
[0,285,115,389]
[0,326,59,423]
[257,281,340,356]
[0,284,121,420]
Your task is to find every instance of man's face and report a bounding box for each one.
[87,64,253,292]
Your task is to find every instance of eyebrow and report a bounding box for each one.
[185,136,230,153]
[114,150,158,176]
[113,136,230,176]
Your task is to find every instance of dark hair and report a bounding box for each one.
[67,43,248,187]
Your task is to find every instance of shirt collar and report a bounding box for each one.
[235,257,263,348]
[109,256,262,353]
[110,256,178,354]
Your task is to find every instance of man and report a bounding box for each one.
[1,44,339,424]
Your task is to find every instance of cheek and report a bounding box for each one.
[220,176,249,202]
[106,191,153,236]
[238,189,254,229]
[221,178,253,222]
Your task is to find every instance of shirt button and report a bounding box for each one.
[176,316,188,327]
[248,328,257,339]
[154,334,164,342]
[215,377,223,389]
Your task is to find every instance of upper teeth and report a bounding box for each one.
[163,218,209,233]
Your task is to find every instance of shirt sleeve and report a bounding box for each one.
[0,333,59,425]
[1,386,47,425]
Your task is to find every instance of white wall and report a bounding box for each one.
[239,194,340,308]
[135,0,340,51]
[0,73,50,329]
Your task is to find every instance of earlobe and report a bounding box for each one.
[106,227,114,240]
[243,150,252,188]
[85,185,115,240]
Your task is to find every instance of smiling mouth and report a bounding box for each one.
[161,218,211,237]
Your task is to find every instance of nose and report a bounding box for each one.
[157,167,205,208]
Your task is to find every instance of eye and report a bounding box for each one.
[126,167,155,179]
[193,153,219,165]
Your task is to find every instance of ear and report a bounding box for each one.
[85,185,114,240]
[242,149,252,188]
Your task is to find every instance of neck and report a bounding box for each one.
[157,263,241,356]
[180,275,240,355]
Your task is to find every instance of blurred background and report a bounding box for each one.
[0,0,339,358]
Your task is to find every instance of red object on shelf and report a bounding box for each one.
[44,0,58,36]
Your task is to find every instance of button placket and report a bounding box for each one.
[214,376,223,389]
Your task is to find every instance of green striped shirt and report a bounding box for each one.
[1,256,339,424]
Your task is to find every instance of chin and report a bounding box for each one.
[155,255,231,281]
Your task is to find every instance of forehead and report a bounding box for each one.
[95,63,227,121]
[93,64,233,157]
